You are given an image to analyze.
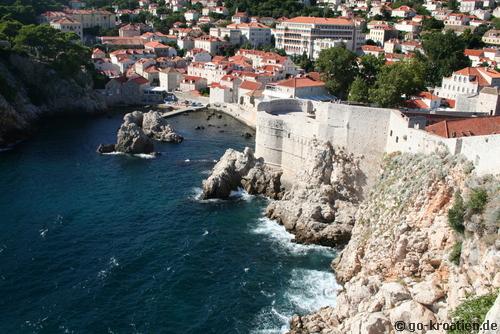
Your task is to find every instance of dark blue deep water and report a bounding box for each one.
[0,110,338,333]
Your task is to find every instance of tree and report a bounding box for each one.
[315,45,358,99]
[460,28,484,49]
[369,59,426,107]
[348,77,369,103]
[421,30,470,86]
[292,52,314,72]
[0,19,22,42]
[493,17,500,30]
[14,24,90,76]
[359,54,385,85]
[421,17,444,31]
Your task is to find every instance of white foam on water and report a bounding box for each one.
[39,228,48,238]
[251,268,339,334]
[251,218,339,333]
[229,187,254,201]
[190,187,219,203]
[102,152,156,159]
[184,159,190,162]
[251,218,336,256]
[200,169,212,175]
[133,153,156,159]
[202,230,209,236]
[285,268,339,312]
[102,152,125,156]
[97,257,120,279]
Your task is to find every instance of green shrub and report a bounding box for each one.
[449,241,462,265]
[448,192,465,233]
[448,291,498,334]
[467,188,488,214]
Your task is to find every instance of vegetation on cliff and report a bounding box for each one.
[289,150,499,333]
[449,291,498,334]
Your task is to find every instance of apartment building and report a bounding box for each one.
[483,29,500,46]
[65,9,116,29]
[226,23,272,47]
[50,17,83,41]
[435,66,500,100]
[274,17,361,59]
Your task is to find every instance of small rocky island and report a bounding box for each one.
[97,110,183,155]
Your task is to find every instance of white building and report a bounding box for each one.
[459,0,481,13]
[50,17,83,40]
[263,77,331,100]
[482,29,500,46]
[274,16,361,59]
[209,27,241,45]
[391,6,416,18]
[369,24,398,45]
[226,22,272,47]
[194,35,222,54]
[65,9,116,29]
[159,67,182,92]
[435,66,500,100]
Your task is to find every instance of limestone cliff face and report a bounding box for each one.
[289,150,499,334]
[0,54,106,147]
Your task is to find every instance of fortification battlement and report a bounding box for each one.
[255,100,500,187]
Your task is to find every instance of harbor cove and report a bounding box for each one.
[0,110,339,333]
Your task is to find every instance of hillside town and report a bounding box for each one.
[1,1,499,333]
[19,0,499,126]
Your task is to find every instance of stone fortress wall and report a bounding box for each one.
[255,100,500,187]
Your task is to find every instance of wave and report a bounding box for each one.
[285,268,339,312]
[102,152,156,159]
[229,188,254,201]
[133,153,156,159]
[251,217,339,333]
[251,268,339,334]
[189,187,255,203]
[251,218,336,256]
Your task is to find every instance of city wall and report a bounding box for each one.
[255,100,500,189]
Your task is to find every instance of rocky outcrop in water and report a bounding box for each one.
[115,122,155,154]
[201,147,282,200]
[142,111,183,143]
[0,54,106,147]
[287,150,500,334]
[266,141,361,247]
[98,110,183,154]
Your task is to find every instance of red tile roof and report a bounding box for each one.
[426,116,500,138]
[239,80,263,91]
[283,16,353,25]
[277,77,325,88]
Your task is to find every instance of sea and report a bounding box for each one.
[0,110,339,333]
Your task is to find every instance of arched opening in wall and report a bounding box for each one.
[390,130,393,136]
[396,136,399,143]
[288,133,290,138]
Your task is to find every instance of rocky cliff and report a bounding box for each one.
[288,149,499,334]
[0,54,106,147]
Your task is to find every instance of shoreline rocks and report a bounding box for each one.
[201,147,283,200]
[287,152,500,334]
[97,110,183,155]
[265,141,361,247]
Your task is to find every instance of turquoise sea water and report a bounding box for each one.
[0,110,338,333]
